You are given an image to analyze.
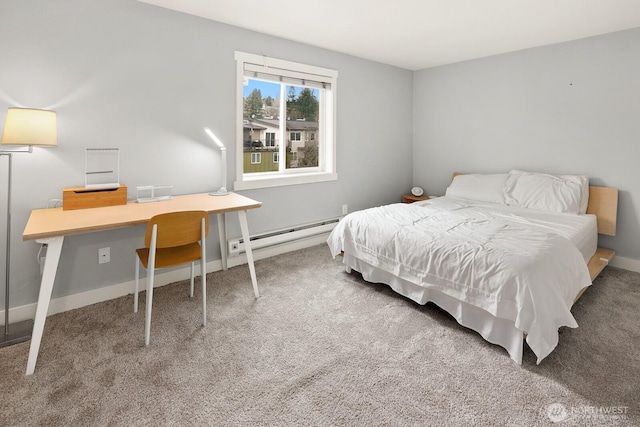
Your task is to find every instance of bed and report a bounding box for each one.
[328,170,618,364]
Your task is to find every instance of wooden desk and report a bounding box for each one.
[22,192,262,375]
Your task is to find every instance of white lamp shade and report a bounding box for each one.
[1,108,57,147]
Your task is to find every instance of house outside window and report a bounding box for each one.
[235,51,338,190]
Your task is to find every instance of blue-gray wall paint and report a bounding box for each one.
[0,0,413,308]
[413,28,640,260]
[2,0,638,310]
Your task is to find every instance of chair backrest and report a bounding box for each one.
[144,210,209,249]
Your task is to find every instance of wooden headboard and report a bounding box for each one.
[450,173,618,236]
[587,186,618,236]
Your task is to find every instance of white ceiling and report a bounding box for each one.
[139,0,640,70]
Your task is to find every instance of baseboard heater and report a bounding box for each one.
[227,217,341,256]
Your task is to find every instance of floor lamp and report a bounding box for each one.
[0,107,57,348]
[204,127,229,196]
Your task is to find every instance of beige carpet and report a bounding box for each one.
[0,244,638,426]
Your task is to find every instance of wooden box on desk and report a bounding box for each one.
[63,185,128,210]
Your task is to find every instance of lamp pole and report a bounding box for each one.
[218,146,227,194]
[0,107,57,347]
[0,152,33,347]
[2,152,11,337]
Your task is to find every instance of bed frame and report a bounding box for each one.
[338,174,618,362]
[581,185,618,296]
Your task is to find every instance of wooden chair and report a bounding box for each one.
[134,210,209,346]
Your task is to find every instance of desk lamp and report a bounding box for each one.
[1,108,57,347]
[204,127,229,196]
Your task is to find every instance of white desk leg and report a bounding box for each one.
[26,236,64,376]
[237,210,259,298]
[217,213,227,271]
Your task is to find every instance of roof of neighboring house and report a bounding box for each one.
[243,123,266,131]
[248,118,318,130]
[287,120,318,131]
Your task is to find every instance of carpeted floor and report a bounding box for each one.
[0,244,638,426]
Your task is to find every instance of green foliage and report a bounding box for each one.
[245,82,319,121]
[295,88,319,121]
[298,142,319,168]
[244,88,263,118]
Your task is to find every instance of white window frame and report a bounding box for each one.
[235,51,338,190]
[251,152,261,164]
[273,152,279,163]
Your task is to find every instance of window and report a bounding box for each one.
[251,153,261,164]
[265,132,276,147]
[235,51,338,190]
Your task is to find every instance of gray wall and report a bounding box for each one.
[413,28,640,260]
[0,0,414,308]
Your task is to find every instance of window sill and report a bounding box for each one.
[234,172,338,191]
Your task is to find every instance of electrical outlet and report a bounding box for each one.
[228,239,240,254]
[342,204,348,215]
[98,247,110,264]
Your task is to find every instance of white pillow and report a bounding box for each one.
[445,174,507,204]
[504,170,588,214]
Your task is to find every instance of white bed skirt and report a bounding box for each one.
[343,253,525,364]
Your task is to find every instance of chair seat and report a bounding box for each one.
[136,242,202,269]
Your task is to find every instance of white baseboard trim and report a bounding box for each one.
[4,237,636,326]
[1,233,330,326]
[610,255,640,273]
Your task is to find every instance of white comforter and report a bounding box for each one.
[327,197,593,363]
